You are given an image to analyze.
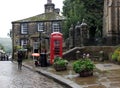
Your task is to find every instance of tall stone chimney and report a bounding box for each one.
[54,8,60,14]
[45,0,55,13]
[47,0,52,3]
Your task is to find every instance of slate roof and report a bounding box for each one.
[13,12,65,23]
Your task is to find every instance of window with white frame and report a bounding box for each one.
[21,39,27,48]
[52,22,60,32]
[38,22,44,32]
[21,23,28,34]
[33,42,39,49]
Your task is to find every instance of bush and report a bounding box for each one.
[53,57,68,67]
[73,58,95,73]
[112,47,120,62]
[112,52,119,61]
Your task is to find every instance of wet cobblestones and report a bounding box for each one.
[0,61,65,88]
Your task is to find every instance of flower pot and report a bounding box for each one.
[54,65,67,71]
[79,70,93,77]
[53,57,68,71]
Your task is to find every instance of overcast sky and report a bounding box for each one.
[0,0,64,38]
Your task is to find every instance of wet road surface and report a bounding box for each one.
[0,61,65,88]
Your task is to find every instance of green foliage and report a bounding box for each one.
[72,59,95,73]
[53,57,68,67]
[0,43,5,51]
[112,47,120,62]
[112,52,119,61]
[54,56,61,63]
[62,0,104,39]
[117,55,120,62]
[26,44,32,52]
[14,45,22,52]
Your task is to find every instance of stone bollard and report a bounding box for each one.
[99,51,104,62]
[76,50,80,59]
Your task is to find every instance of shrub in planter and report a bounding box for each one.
[72,58,95,77]
[53,57,68,71]
[112,47,120,63]
[112,51,119,61]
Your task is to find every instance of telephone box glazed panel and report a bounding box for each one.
[50,32,63,64]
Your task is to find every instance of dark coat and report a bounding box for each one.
[17,52,23,62]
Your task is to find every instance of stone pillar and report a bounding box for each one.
[69,24,74,48]
[75,22,81,47]
[80,19,88,46]
[76,50,80,59]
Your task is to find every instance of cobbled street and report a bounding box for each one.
[0,61,65,88]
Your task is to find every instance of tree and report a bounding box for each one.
[0,43,5,51]
[62,0,104,40]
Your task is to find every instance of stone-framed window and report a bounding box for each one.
[21,23,28,34]
[38,22,44,32]
[21,39,27,48]
[52,22,60,32]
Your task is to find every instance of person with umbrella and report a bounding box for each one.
[32,53,40,67]
[17,51,23,70]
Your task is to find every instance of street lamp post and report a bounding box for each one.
[39,30,48,67]
[38,22,48,67]
[39,30,44,53]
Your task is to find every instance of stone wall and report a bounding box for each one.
[63,47,85,61]
[63,46,116,61]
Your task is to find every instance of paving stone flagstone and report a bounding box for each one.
[95,63,120,71]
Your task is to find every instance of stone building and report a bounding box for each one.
[103,0,120,45]
[11,0,65,59]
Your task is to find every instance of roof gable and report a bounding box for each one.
[13,12,65,23]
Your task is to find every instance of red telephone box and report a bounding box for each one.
[50,32,63,64]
